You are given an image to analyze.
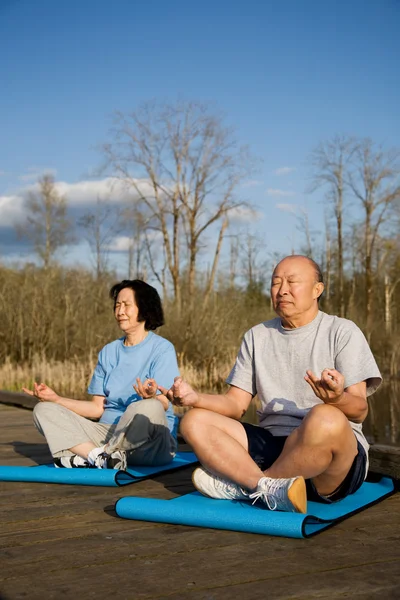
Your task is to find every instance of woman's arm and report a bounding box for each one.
[22,382,105,419]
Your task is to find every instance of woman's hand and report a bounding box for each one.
[134,377,169,410]
[22,382,60,403]
[133,377,158,399]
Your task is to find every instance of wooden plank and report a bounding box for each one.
[369,444,400,480]
[0,390,37,410]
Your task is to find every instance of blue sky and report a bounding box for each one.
[0,0,399,276]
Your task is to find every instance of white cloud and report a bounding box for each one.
[266,189,295,197]
[106,230,163,252]
[106,236,133,252]
[229,205,262,222]
[0,194,25,226]
[241,179,263,188]
[276,203,298,214]
[55,177,156,206]
[0,177,155,227]
[273,167,296,176]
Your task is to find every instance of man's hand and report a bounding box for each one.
[133,377,158,399]
[305,368,345,405]
[22,382,59,403]
[159,376,200,407]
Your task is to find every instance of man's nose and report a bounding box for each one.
[278,281,289,295]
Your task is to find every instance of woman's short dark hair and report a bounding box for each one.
[109,280,164,331]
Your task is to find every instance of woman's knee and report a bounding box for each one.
[125,398,165,420]
[33,401,59,422]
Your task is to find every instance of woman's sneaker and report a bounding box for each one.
[249,476,307,513]
[192,467,249,501]
[92,450,127,471]
[54,455,92,468]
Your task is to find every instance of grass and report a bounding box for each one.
[0,356,232,397]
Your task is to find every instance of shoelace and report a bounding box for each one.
[249,478,291,511]
[213,476,248,499]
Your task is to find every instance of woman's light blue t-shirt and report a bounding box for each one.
[87,332,179,438]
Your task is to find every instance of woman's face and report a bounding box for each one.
[114,288,142,333]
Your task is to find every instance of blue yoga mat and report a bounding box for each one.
[115,476,397,538]
[0,451,198,487]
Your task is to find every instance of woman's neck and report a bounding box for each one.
[123,328,149,347]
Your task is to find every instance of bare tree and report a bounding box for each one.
[323,211,332,310]
[309,135,355,317]
[78,197,121,280]
[18,175,72,269]
[348,139,400,330]
[100,100,254,313]
[296,206,314,258]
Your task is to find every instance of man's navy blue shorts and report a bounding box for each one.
[242,422,367,504]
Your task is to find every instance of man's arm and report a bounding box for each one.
[160,378,253,420]
[23,382,105,419]
[305,369,368,423]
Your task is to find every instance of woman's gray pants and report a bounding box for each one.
[33,399,177,466]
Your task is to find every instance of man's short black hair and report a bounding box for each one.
[109,280,164,331]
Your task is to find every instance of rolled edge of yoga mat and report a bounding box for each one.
[0,465,118,486]
[114,493,306,538]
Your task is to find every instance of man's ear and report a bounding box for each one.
[314,282,324,299]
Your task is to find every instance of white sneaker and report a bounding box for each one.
[192,467,250,501]
[88,447,127,470]
[54,455,92,468]
[249,476,307,513]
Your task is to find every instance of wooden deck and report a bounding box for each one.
[1,402,400,600]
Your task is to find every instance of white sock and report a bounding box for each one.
[87,445,106,466]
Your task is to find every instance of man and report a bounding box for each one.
[161,255,381,513]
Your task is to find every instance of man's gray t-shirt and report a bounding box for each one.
[226,311,381,467]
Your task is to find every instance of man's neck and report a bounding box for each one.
[281,308,319,329]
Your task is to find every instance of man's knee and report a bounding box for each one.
[180,408,213,440]
[302,404,354,442]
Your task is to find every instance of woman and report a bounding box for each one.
[23,280,179,470]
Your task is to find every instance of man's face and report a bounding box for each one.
[270,257,323,325]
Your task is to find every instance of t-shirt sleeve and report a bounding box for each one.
[335,323,382,396]
[225,330,257,396]
[87,351,107,396]
[149,344,180,390]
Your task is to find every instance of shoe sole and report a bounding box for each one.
[288,476,307,513]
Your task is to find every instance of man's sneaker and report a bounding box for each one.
[249,476,307,513]
[93,450,127,471]
[54,454,92,468]
[192,467,250,501]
